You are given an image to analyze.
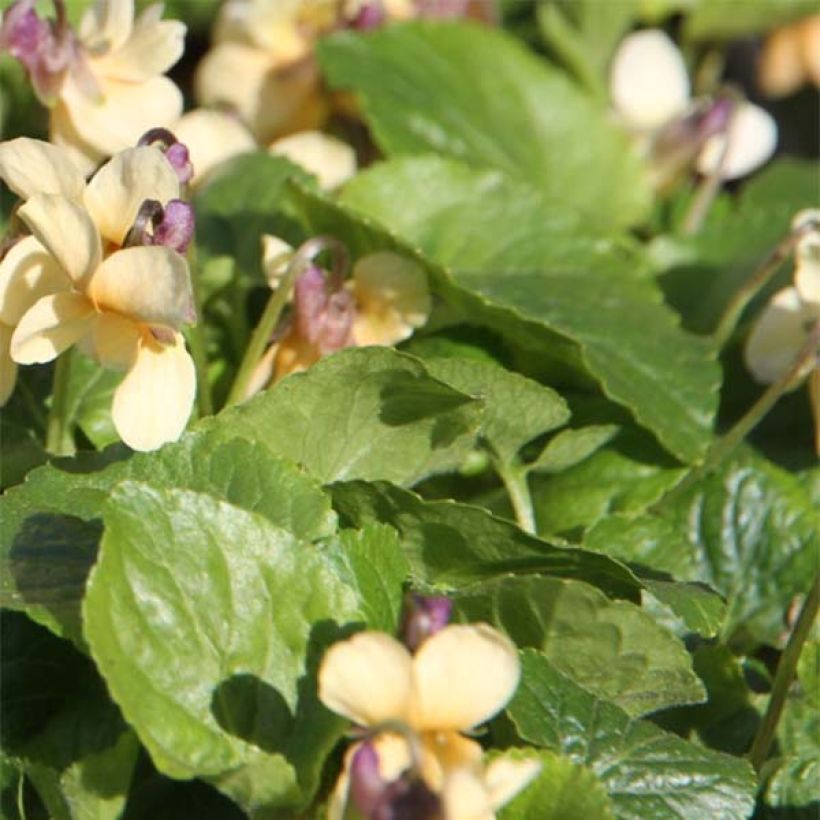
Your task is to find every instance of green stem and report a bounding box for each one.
[45,349,74,456]
[748,575,820,772]
[681,121,732,236]
[713,223,812,349]
[494,458,536,535]
[654,322,820,511]
[185,242,213,417]
[224,235,349,407]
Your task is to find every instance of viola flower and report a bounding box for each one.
[609,29,777,185]
[318,624,541,819]
[249,238,431,390]
[1,0,185,173]
[0,138,196,451]
[744,210,820,451]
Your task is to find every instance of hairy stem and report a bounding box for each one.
[494,457,537,535]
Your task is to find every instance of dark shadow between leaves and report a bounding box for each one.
[5,514,101,639]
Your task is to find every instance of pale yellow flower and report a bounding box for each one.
[195,0,331,142]
[609,29,777,182]
[0,138,196,451]
[318,625,540,820]
[48,0,186,173]
[759,15,820,98]
[269,130,357,190]
[251,239,431,388]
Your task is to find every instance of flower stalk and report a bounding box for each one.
[748,574,820,772]
[224,235,349,406]
[184,242,213,417]
[654,320,820,510]
[713,217,820,349]
[45,348,74,456]
[493,457,536,535]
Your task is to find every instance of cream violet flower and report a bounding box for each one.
[249,238,431,390]
[318,625,540,820]
[1,0,185,173]
[609,29,777,185]
[745,210,820,450]
[0,138,196,451]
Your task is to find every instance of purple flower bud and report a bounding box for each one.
[349,742,386,817]
[0,0,74,104]
[401,595,452,652]
[349,1,387,29]
[149,199,195,254]
[165,142,194,186]
[698,96,734,142]
[292,266,356,352]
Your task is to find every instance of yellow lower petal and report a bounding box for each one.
[111,330,195,451]
[92,313,141,370]
[11,292,96,365]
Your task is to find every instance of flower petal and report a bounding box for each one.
[49,103,106,176]
[484,755,542,810]
[744,287,817,384]
[261,234,295,289]
[441,767,495,820]
[412,624,520,732]
[92,312,140,369]
[91,17,185,83]
[696,102,777,180]
[111,330,194,451]
[78,0,134,53]
[0,137,87,201]
[609,30,690,130]
[318,631,414,727]
[0,236,70,325]
[88,246,193,328]
[58,72,183,159]
[17,194,102,288]
[351,252,431,347]
[758,24,805,98]
[795,230,820,307]
[84,146,181,245]
[173,109,255,186]
[269,130,357,190]
[10,292,95,364]
[0,323,18,406]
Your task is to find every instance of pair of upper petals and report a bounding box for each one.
[610,29,777,179]
[318,625,520,733]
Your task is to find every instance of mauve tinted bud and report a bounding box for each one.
[165,141,194,185]
[401,595,453,652]
[349,742,386,817]
[151,199,195,254]
[351,2,386,29]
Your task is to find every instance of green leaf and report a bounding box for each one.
[607,449,817,644]
[342,155,719,463]
[202,347,482,485]
[0,429,336,645]
[423,356,570,465]
[508,650,757,819]
[454,576,704,716]
[500,751,615,820]
[324,524,410,634]
[656,159,820,334]
[319,22,649,228]
[83,483,363,812]
[640,579,727,639]
[685,0,815,39]
[531,431,684,538]
[329,479,642,600]
[529,425,620,474]
[64,353,120,450]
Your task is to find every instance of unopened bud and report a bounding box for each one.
[138,128,194,185]
[349,1,387,29]
[150,199,195,254]
[400,594,453,652]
